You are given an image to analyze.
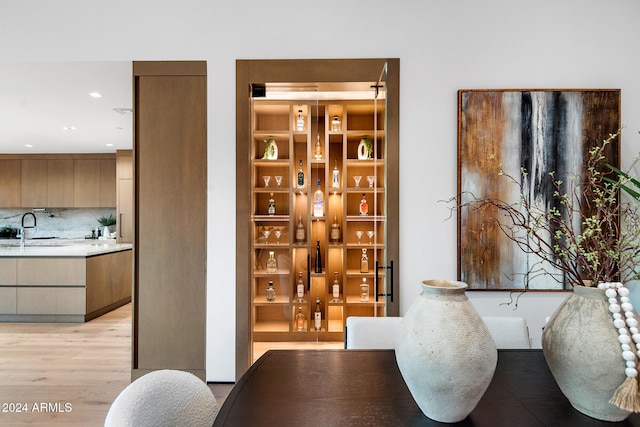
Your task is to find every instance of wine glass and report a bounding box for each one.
[353,176,362,188]
[263,176,271,187]
[367,230,374,244]
[262,227,271,243]
[274,176,283,187]
[366,176,375,188]
[274,228,282,244]
[355,230,363,245]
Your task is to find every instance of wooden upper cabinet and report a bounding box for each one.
[100,159,116,207]
[0,160,21,207]
[21,159,48,207]
[47,159,74,207]
[73,159,101,207]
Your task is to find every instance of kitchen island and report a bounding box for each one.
[0,239,132,322]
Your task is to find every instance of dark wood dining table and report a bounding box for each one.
[214,349,640,426]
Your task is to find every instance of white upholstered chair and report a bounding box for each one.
[481,316,531,349]
[345,315,531,350]
[104,369,218,427]
[345,316,404,349]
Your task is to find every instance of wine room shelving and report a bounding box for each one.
[250,99,392,342]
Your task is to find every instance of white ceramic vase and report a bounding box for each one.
[542,284,631,422]
[395,279,497,423]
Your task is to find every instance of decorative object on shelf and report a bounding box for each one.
[330,214,340,243]
[456,89,621,290]
[266,251,277,273]
[395,279,497,423]
[359,193,368,216]
[357,137,373,160]
[359,278,369,302]
[266,281,276,302]
[542,284,634,421]
[314,298,322,331]
[262,137,278,160]
[295,215,305,243]
[97,214,117,234]
[331,115,341,131]
[296,272,305,302]
[313,180,324,217]
[332,158,340,188]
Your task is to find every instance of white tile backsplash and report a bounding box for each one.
[0,208,117,239]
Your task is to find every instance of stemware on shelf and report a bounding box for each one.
[274,228,282,244]
[263,176,271,188]
[355,230,363,245]
[274,176,283,187]
[353,176,362,188]
[367,230,374,244]
[366,176,375,188]
[262,227,271,243]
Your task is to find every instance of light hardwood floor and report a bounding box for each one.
[0,304,132,426]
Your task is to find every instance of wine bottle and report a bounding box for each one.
[296,272,305,302]
[360,277,369,302]
[360,248,369,273]
[314,134,322,159]
[296,109,304,131]
[359,193,368,216]
[332,158,340,188]
[297,160,304,189]
[296,214,305,243]
[332,272,340,302]
[295,307,305,331]
[314,298,322,331]
[268,192,275,216]
[313,180,324,217]
[314,240,322,273]
[331,115,341,131]
[330,214,340,243]
[266,280,276,302]
[267,251,277,273]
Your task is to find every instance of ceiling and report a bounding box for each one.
[0,62,132,154]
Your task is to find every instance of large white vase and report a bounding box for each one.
[542,284,631,422]
[395,279,497,423]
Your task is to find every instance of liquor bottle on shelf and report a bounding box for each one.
[296,214,305,243]
[297,160,305,189]
[296,109,305,131]
[314,298,322,331]
[331,115,341,131]
[332,158,340,188]
[268,192,275,216]
[332,272,341,302]
[296,272,305,302]
[313,180,324,217]
[360,277,369,302]
[360,248,369,273]
[266,280,276,302]
[314,241,322,273]
[266,251,277,273]
[359,193,368,216]
[330,214,340,243]
[295,307,305,331]
[314,135,322,159]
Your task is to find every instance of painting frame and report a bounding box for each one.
[457,89,621,291]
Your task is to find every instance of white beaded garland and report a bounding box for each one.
[602,282,640,382]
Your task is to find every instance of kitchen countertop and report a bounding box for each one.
[0,238,132,257]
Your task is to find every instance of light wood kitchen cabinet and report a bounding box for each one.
[47,159,74,207]
[100,159,116,207]
[116,150,133,243]
[73,159,101,207]
[0,160,21,207]
[21,159,48,207]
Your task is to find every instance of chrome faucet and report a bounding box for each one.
[20,212,37,252]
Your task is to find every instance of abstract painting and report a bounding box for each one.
[458,89,620,290]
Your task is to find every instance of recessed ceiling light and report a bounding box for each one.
[106,143,114,147]
[63,126,77,131]
[25,144,33,148]
[89,92,102,98]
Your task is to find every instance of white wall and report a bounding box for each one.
[2,0,640,381]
